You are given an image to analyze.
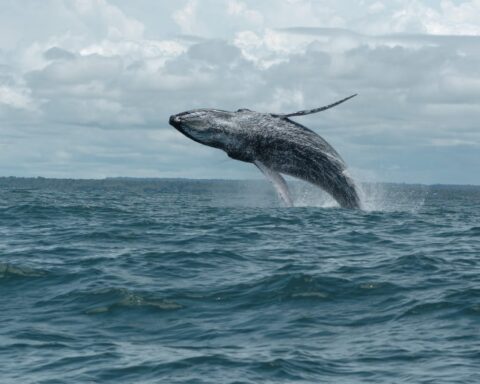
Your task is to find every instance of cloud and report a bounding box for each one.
[173,0,264,37]
[0,0,479,184]
[68,0,145,40]
[0,85,35,110]
[43,47,76,61]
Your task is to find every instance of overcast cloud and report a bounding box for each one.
[0,0,479,183]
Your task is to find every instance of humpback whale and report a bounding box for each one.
[169,94,361,209]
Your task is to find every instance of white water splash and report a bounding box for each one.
[289,180,339,208]
[286,180,428,212]
[357,182,428,213]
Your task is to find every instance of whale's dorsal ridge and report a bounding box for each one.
[280,93,357,118]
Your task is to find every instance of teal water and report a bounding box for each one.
[1,178,479,383]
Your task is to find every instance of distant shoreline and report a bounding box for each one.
[0,176,479,188]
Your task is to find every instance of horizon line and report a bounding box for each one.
[0,175,479,187]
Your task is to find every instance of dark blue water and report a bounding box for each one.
[1,178,479,383]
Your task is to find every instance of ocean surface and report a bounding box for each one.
[1,177,479,384]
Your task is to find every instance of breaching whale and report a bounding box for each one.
[169,94,361,209]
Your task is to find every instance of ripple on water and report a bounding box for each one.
[1,179,479,383]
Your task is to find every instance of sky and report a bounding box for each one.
[0,0,479,184]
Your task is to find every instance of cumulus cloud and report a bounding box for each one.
[0,85,35,111]
[0,0,479,184]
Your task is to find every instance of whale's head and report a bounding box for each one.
[169,109,237,149]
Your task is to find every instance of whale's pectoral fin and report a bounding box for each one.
[277,94,357,118]
[254,161,293,207]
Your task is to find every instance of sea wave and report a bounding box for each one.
[1,179,479,383]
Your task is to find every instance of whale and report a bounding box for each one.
[169,94,361,209]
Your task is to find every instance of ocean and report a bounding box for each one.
[1,177,479,383]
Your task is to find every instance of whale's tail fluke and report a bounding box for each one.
[281,94,357,117]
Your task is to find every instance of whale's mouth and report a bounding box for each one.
[169,115,181,129]
[169,115,206,146]
[169,114,187,134]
